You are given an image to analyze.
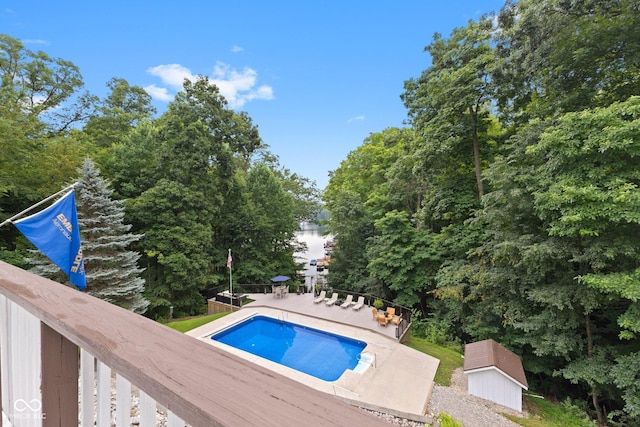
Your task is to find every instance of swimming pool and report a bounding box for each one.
[211,315,367,381]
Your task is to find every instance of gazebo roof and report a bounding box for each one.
[463,339,528,388]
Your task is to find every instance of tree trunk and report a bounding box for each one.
[586,314,606,426]
[469,105,484,198]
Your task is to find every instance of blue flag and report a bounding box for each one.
[14,190,86,290]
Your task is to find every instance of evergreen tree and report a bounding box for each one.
[75,158,148,313]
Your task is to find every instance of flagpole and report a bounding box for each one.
[228,248,233,299]
[0,183,78,228]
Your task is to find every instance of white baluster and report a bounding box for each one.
[80,349,95,427]
[8,299,41,427]
[168,410,187,427]
[115,374,131,427]
[139,390,156,426]
[96,361,111,426]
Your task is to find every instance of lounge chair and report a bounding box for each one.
[325,293,339,306]
[377,313,388,327]
[313,290,326,304]
[352,296,365,311]
[340,294,354,308]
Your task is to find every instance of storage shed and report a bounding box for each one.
[463,339,528,411]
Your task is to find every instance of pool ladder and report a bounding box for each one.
[363,351,376,369]
[278,311,288,322]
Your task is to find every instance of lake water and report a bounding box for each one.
[294,222,332,291]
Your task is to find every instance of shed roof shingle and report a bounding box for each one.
[463,339,528,388]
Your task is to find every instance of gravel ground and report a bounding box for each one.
[426,368,527,427]
[366,367,529,426]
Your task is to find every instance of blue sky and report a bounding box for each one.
[2,1,505,189]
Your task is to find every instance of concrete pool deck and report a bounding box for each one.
[186,293,439,421]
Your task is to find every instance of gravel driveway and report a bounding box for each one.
[426,368,526,427]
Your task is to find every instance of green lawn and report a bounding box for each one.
[403,335,464,386]
[164,312,229,332]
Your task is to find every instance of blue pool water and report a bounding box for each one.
[211,315,367,381]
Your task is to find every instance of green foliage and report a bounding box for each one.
[437,412,463,427]
[402,16,498,198]
[323,188,372,292]
[367,210,441,308]
[496,0,640,119]
[105,76,301,318]
[96,75,311,318]
[517,100,640,416]
[0,246,30,269]
[323,128,425,297]
[83,77,156,149]
[0,34,92,250]
[528,97,640,238]
[409,315,461,352]
[273,167,322,223]
[322,5,640,423]
[580,269,640,339]
[103,122,162,199]
[0,34,94,135]
[611,352,640,420]
[238,163,300,283]
[504,396,598,427]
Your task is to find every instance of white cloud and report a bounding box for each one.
[231,45,244,53]
[145,61,274,109]
[347,115,365,123]
[21,39,49,46]
[255,85,274,99]
[147,64,194,88]
[143,84,173,101]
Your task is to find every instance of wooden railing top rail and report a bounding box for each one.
[0,261,387,427]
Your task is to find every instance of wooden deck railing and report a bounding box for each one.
[0,261,388,427]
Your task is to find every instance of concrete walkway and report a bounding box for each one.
[187,293,439,420]
[246,291,400,339]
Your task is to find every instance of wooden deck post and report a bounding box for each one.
[41,323,78,426]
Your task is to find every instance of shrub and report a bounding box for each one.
[438,412,463,427]
[410,313,461,352]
